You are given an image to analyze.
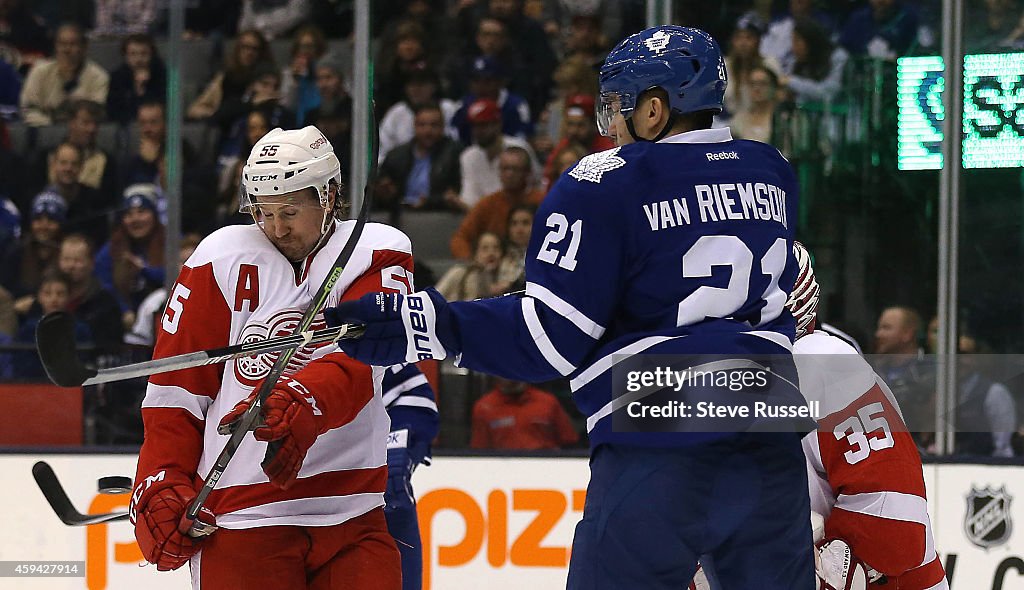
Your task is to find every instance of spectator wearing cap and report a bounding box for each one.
[305,53,353,174]
[375,102,462,218]
[541,94,614,185]
[19,23,109,126]
[724,12,783,116]
[94,186,166,328]
[451,145,543,260]
[12,191,66,302]
[455,0,557,117]
[451,55,532,146]
[45,142,114,247]
[457,97,539,209]
[106,34,167,126]
[378,66,459,164]
[444,16,527,108]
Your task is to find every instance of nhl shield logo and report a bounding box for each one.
[964,485,1013,548]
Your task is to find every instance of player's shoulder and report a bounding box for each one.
[795,331,878,411]
[731,138,797,177]
[186,224,270,267]
[556,145,637,197]
[348,220,413,254]
[795,330,860,356]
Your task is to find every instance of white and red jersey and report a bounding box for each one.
[135,220,417,530]
[795,331,947,590]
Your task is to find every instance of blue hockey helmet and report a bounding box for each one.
[597,26,727,137]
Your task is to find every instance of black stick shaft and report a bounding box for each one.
[83,324,363,386]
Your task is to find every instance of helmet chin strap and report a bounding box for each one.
[624,112,677,143]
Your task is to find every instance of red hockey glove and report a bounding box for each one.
[129,471,215,571]
[219,377,325,490]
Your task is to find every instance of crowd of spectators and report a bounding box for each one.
[0,0,1020,449]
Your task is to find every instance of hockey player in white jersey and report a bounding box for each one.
[695,242,948,590]
[129,126,406,589]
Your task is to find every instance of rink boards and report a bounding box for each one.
[1,454,1023,589]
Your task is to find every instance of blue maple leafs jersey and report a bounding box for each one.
[448,128,801,447]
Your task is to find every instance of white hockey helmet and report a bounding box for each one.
[239,126,342,215]
[786,241,820,339]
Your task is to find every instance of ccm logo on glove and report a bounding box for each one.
[129,470,166,521]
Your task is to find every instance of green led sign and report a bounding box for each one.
[897,52,1024,170]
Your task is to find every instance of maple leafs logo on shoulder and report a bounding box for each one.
[568,148,627,184]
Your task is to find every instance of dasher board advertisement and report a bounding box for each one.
[2,454,1023,589]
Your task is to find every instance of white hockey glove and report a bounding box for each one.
[815,539,885,590]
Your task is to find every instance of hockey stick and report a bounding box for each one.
[32,461,129,526]
[36,311,365,388]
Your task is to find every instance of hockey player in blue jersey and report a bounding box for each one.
[381,364,439,590]
[325,26,815,589]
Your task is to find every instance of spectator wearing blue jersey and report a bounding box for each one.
[450,56,532,146]
[323,25,814,590]
[380,363,439,590]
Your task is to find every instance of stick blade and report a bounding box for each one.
[32,461,82,526]
[36,312,96,387]
[32,461,129,526]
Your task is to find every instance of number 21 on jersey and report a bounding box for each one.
[677,235,788,327]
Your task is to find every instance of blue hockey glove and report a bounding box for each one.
[384,428,428,512]
[323,289,459,366]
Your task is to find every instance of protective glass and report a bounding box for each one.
[597,91,633,137]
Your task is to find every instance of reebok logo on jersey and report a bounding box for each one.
[705,151,740,161]
[569,148,627,183]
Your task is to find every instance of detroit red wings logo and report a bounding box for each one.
[233,310,330,386]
